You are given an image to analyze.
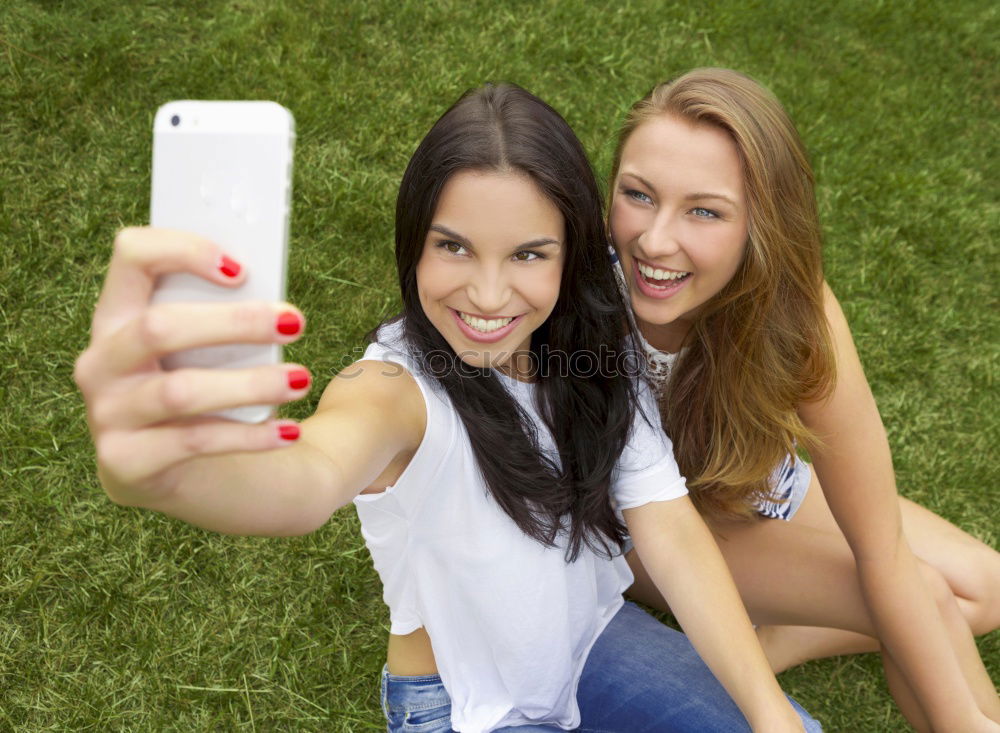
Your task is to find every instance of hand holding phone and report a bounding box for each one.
[150,100,295,422]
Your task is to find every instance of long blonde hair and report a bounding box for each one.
[611,68,836,520]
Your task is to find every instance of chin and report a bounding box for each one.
[630,291,668,322]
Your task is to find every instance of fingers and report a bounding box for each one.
[80,300,305,384]
[97,418,302,487]
[79,226,313,495]
[89,364,312,429]
[93,227,244,340]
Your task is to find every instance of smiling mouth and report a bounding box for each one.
[457,311,515,333]
[450,309,524,343]
[636,260,691,287]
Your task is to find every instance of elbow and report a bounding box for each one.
[263,514,330,538]
[104,489,138,508]
[98,474,152,510]
[918,560,966,629]
[259,482,345,537]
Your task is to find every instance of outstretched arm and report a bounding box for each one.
[76,227,425,536]
[801,282,999,730]
[98,361,424,536]
[624,498,807,733]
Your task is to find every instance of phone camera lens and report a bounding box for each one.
[170,115,180,127]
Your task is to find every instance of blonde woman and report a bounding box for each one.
[609,68,1000,732]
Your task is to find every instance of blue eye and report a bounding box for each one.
[690,207,719,219]
[623,188,653,205]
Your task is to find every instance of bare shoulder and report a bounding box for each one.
[800,280,878,427]
[314,359,427,448]
[820,280,851,334]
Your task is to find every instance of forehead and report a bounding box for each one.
[432,170,564,243]
[620,115,743,191]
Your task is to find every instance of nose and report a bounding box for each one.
[638,211,681,258]
[466,262,512,315]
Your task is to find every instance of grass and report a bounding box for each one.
[1,1,996,730]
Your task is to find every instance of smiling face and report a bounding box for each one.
[610,114,749,353]
[415,169,565,377]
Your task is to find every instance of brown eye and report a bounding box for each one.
[513,251,542,262]
[437,240,466,255]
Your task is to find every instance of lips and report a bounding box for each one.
[451,308,525,343]
[632,258,690,299]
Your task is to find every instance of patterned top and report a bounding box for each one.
[635,329,810,522]
[639,334,679,395]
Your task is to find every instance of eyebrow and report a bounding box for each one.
[429,224,562,250]
[619,172,739,209]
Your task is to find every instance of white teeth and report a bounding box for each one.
[638,262,689,281]
[459,312,515,332]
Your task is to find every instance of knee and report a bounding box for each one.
[960,551,1000,633]
[917,561,965,627]
[921,548,1000,634]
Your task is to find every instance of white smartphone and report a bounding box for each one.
[150,100,295,423]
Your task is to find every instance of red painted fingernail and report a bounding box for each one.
[278,424,300,441]
[276,312,301,336]
[219,255,241,278]
[287,369,310,390]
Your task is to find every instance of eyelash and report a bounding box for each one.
[624,188,652,205]
[690,207,720,219]
[436,240,468,256]
[513,250,545,262]
[435,241,546,262]
[623,190,721,220]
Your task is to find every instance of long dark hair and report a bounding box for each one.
[392,83,638,560]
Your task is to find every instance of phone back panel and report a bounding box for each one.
[150,101,294,422]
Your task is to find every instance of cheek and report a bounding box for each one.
[693,229,747,280]
[415,254,450,308]
[523,262,562,311]
[608,198,635,249]
[721,233,749,279]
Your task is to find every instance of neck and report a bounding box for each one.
[497,349,537,382]
[637,317,690,354]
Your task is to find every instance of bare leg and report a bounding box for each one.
[626,525,880,674]
[753,471,1000,667]
[625,548,878,672]
[791,473,1000,721]
[624,515,935,730]
[794,488,1000,635]
[753,624,876,673]
[627,468,1000,727]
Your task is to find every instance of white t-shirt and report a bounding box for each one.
[353,322,688,732]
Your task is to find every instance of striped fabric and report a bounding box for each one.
[756,453,811,521]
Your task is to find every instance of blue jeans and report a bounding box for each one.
[380,601,822,732]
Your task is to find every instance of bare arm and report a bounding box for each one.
[76,227,425,537]
[801,282,996,730]
[624,498,805,733]
[101,362,425,535]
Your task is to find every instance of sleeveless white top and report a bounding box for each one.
[353,322,688,732]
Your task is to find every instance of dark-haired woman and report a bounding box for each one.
[76,84,819,732]
[609,68,1000,732]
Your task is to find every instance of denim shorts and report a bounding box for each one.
[380,668,454,732]
[379,602,822,732]
[380,669,564,732]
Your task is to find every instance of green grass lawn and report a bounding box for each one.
[1,1,996,730]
